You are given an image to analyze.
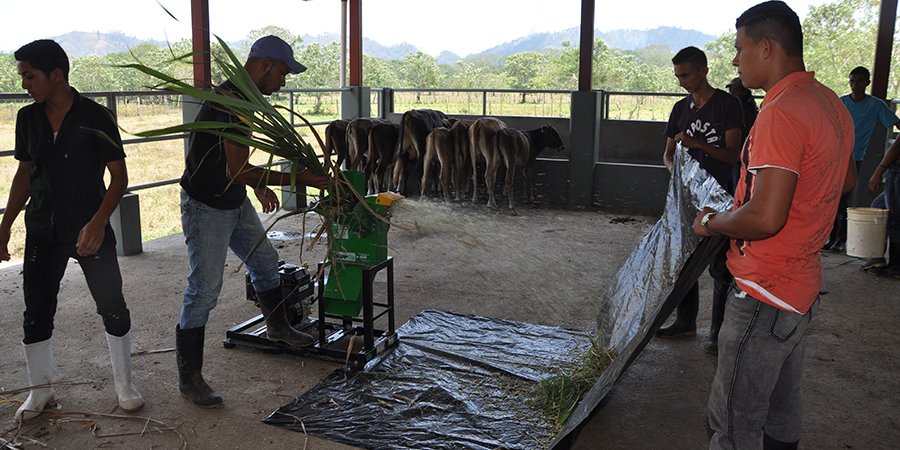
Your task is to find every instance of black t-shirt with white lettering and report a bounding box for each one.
[665,88,743,194]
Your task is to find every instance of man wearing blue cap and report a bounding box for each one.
[175,35,328,408]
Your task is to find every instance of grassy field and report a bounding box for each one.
[0,89,675,260]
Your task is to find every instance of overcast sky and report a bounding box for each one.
[3,0,831,56]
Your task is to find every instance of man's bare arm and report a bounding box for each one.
[696,167,798,240]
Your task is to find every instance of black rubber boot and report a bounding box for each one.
[704,281,730,354]
[763,434,799,450]
[257,287,315,347]
[175,325,223,408]
[657,283,698,338]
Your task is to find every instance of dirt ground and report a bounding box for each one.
[0,201,897,449]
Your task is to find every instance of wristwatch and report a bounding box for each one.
[700,211,717,233]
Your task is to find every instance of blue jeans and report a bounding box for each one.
[708,291,814,449]
[179,190,280,329]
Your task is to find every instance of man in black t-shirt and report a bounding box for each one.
[660,46,743,353]
[176,35,329,408]
[0,40,143,422]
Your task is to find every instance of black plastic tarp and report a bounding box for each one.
[265,148,732,449]
[264,309,592,449]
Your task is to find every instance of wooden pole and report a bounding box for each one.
[871,0,897,99]
[190,0,211,89]
[349,0,362,87]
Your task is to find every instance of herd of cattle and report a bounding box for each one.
[322,109,565,209]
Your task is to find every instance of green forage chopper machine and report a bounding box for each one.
[225,171,402,370]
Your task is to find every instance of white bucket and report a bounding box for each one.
[846,207,889,258]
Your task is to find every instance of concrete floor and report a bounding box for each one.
[0,205,897,449]
[572,250,900,449]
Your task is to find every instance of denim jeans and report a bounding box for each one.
[708,291,814,449]
[179,190,280,329]
[22,229,130,343]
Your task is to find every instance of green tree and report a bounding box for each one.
[706,32,740,92]
[504,52,547,101]
[364,54,399,87]
[804,0,879,94]
[398,51,442,94]
[0,54,19,93]
[297,42,340,114]
[547,41,579,90]
[70,55,122,92]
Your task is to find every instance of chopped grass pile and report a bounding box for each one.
[530,337,617,433]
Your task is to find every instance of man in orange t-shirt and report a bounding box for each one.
[691,2,855,448]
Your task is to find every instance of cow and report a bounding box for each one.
[420,127,453,201]
[366,121,400,194]
[496,124,565,209]
[449,119,474,201]
[391,109,450,195]
[468,117,507,207]
[323,119,350,169]
[346,118,389,172]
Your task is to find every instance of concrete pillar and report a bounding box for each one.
[181,95,202,157]
[379,87,394,118]
[568,91,603,207]
[278,161,307,211]
[341,86,371,120]
[854,126,891,208]
[110,193,142,256]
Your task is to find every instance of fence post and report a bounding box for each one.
[278,161,307,211]
[341,86,371,119]
[568,90,603,207]
[110,192,142,256]
[379,88,393,118]
[181,95,202,157]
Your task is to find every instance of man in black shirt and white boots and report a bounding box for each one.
[0,39,143,422]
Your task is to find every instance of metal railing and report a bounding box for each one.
[390,88,572,117]
[0,87,358,214]
[2,87,712,216]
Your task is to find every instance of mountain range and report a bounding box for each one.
[31,26,717,62]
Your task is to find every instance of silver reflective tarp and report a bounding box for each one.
[551,146,734,448]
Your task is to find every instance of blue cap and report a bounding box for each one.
[248,35,306,74]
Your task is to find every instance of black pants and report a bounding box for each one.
[22,230,131,344]
[828,160,863,245]
[681,244,734,313]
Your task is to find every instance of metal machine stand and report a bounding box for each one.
[223,258,398,371]
[313,257,398,369]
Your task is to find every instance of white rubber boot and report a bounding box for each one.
[16,339,57,423]
[106,331,144,412]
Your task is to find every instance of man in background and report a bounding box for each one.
[825,66,900,252]
[660,46,743,354]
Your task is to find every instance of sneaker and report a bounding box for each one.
[862,258,888,271]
